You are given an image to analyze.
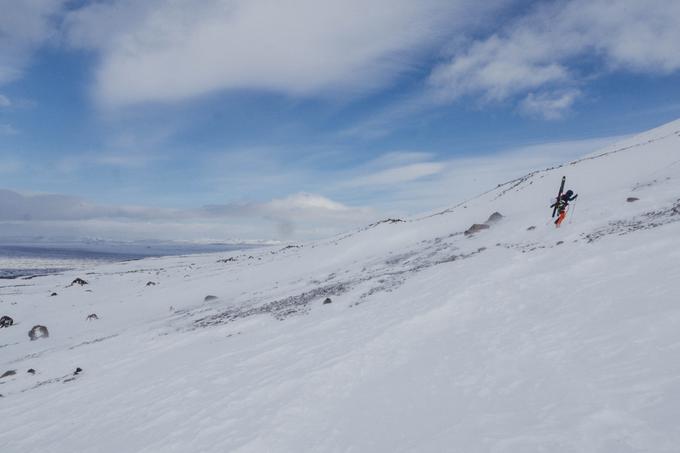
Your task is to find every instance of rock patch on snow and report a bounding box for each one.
[464,223,490,235]
[28,325,49,341]
[486,211,504,223]
[0,315,13,328]
[68,278,88,287]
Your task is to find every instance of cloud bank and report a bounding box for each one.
[3,0,679,118]
[0,189,374,240]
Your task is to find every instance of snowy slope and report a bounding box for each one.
[1,119,680,452]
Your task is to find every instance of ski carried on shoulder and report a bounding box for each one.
[551,176,566,218]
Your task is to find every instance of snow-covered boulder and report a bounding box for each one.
[28,325,49,341]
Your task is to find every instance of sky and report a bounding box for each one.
[1,0,680,242]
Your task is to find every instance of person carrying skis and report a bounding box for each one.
[551,189,578,227]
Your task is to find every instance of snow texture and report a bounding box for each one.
[2,119,680,452]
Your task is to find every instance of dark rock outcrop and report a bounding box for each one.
[146,281,156,287]
[486,212,504,223]
[27,368,36,375]
[627,197,640,203]
[28,325,49,341]
[50,292,58,297]
[464,223,490,236]
[0,315,13,328]
[204,295,218,302]
[69,278,88,287]
[323,297,332,305]
[370,218,404,227]
[1,370,16,379]
[86,313,99,321]
[527,226,536,231]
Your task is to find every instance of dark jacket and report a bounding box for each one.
[551,190,578,212]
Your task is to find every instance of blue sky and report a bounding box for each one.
[1,0,680,241]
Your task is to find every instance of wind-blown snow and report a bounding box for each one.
[2,119,680,452]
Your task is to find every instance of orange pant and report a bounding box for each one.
[555,210,566,227]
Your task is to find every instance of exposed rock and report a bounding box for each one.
[464,223,490,236]
[323,297,332,305]
[204,295,218,302]
[527,226,536,231]
[1,370,16,379]
[27,368,36,375]
[486,212,504,223]
[217,257,237,263]
[50,292,58,297]
[86,313,99,321]
[146,281,157,287]
[627,197,640,203]
[0,315,13,328]
[69,278,88,287]
[367,218,405,230]
[556,241,564,245]
[74,367,83,375]
[28,325,49,341]
[195,282,349,327]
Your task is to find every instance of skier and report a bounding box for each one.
[551,189,578,227]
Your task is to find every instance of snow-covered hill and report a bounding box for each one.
[2,119,680,452]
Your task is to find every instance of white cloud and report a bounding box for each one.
[519,89,581,120]
[346,162,445,188]
[61,0,511,106]
[0,0,66,85]
[266,193,349,213]
[359,151,436,169]
[203,193,374,238]
[429,35,570,103]
[0,189,178,222]
[0,94,11,107]
[53,151,162,174]
[428,0,680,111]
